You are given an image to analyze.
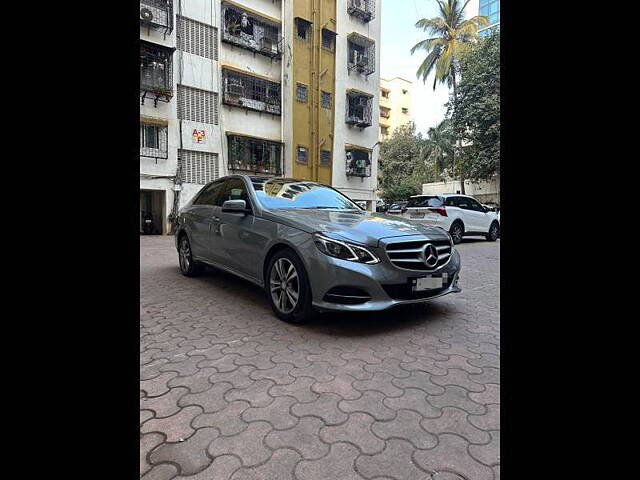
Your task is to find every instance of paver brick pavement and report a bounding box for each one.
[140,236,500,478]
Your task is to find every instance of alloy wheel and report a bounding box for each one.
[451,224,463,243]
[179,238,191,272]
[270,258,299,314]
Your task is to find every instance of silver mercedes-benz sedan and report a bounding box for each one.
[175,175,461,323]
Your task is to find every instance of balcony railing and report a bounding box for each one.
[227,134,282,175]
[346,92,373,128]
[347,0,375,23]
[222,2,282,59]
[222,69,281,115]
[140,41,174,105]
[346,148,372,177]
[347,33,375,76]
[380,107,390,119]
[140,0,174,33]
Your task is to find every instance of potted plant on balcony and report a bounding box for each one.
[152,86,172,102]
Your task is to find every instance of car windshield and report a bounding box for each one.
[406,196,442,208]
[252,179,361,210]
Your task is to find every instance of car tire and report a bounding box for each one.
[266,249,314,324]
[486,221,499,241]
[178,234,204,277]
[449,221,464,244]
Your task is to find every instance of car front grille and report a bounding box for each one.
[385,238,452,271]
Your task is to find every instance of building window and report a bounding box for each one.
[402,107,409,114]
[178,150,219,184]
[295,17,312,40]
[222,68,281,115]
[321,150,332,166]
[322,28,336,50]
[321,91,332,108]
[140,123,168,159]
[346,147,371,177]
[296,146,308,164]
[178,85,219,124]
[381,126,389,136]
[296,83,308,102]
[346,92,373,127]
[140,0,174,32]
[140,41,174,100]
[402,89,408,94]
[347,0,375,23]
[380,106,390,118]
[347,33,375,76]
[177,16,218,60]
[222,2,281,59]
[381,90,389,98]
[228,135,282,174]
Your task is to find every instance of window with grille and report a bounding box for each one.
[322,28,336,50]
[346,148,371,177]
[321,150,331,166]
[321,91,332,108]
[177,85,219,124]
[296,146,308,164]
[222,69,281,115]
[295,17,312,40]
[140,123,168,159]
[177,16,218,60]
[178,150,219,185]
[227,135,282,174]
[296,83,308,102]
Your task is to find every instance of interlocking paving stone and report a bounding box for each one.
[355,438,428,479]
[320,412,385,454]
[420,406,490,444]
[296,442,364,480]
[149,427,219,475]
[414,433,494,480]
[140,237,500,480]
[265,416,329,460]
[208,421,274,467]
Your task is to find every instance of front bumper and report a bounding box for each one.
[301,241,462,312]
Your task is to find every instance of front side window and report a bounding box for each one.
[194,180,226,206]
[217,178,250,208]
[252,180,360,210]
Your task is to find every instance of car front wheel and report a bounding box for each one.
[267,249,313,324]
[486,222,499,241]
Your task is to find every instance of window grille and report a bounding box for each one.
[222,69,281,115]
[140,0,174,32]
[177,16,218,60]
[228,135,282,174]
[178,150,219,185]
[321,150,332,166]
[346,148,372,177]
[140,41,174,99]
[345,92,373,128]
[297,146,308,164]
[295,18,312,40]
[321,91,332,108]
[296,83,308,102]
[177,85,219,124]
[140,123,168,159]
[322,28,336,50]
[347,0,376,23]
[222,2,282,59]
[347,33,375,77]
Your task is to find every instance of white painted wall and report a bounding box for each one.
[422,177,500,203]
[332,0,382,208]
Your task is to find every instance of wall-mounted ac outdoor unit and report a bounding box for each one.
[260,37,278,55]
[140,6,155,23]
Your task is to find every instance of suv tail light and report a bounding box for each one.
[428,206,448,217]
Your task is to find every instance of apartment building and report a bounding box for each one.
[378,76,412,141]
[140,0,382,234]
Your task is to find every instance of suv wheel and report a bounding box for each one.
[266,249,313,324]
[178,235,204,276]
[486,222,499,241]
[449,221,464,244]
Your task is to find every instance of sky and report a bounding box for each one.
[379,0,475,136]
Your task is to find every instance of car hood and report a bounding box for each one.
[265,209,450,246]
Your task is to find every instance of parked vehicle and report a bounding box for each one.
[387,201,408,215]
[402,194,499,244]
[375,199,389,213]
[175,176,462,323]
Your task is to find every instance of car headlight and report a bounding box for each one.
[313,234,380,264]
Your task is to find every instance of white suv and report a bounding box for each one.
[402,194,500,244]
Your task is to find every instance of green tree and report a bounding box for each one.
[449,31,500,182]
[411,0,487,192]
[422,119,455,181]
[378,123,431,202]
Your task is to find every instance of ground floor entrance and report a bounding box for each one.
[140,189,166,235]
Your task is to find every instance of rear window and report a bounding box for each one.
[406,196,442,208]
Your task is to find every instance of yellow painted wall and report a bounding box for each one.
[292,0,336,184]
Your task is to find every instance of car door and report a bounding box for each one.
[467,197,493,232]
[212,178,263,279]
[456,197,484,232]
[188,180,226,261]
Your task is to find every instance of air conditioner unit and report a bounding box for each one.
[140,6,154,24]
[260,37,278,55]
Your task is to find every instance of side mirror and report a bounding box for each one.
[221,199,249,214]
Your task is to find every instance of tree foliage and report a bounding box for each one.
[449,31,500,182]
[378,123,432,202]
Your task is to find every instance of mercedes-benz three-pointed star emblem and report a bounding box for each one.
[421,243,439,268]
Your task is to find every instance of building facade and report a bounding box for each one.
[477,0,500,36]
[140,0,382,234]
[378,76,412,141]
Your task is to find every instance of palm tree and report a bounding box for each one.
[423,119,455,181]
[410,0,487,192]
